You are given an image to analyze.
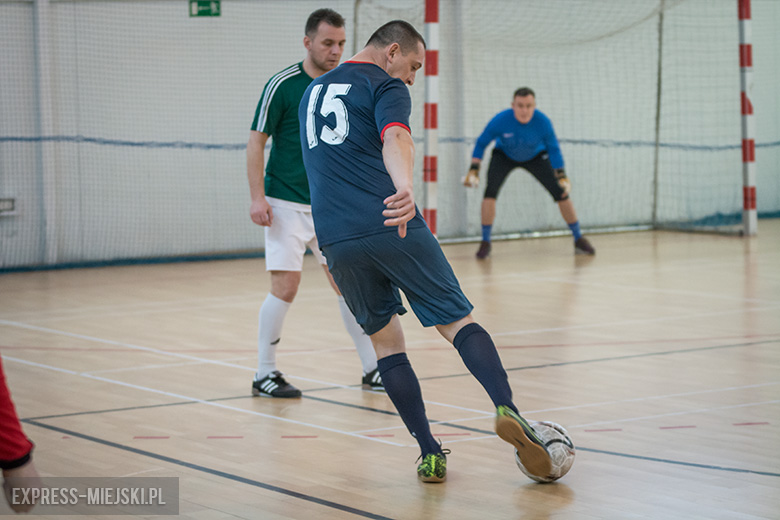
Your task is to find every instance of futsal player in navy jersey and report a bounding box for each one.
[465,88,596,258]
[299,20,552,483]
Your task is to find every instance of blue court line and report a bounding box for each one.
[2,134,779,152]
[22,419,395,520]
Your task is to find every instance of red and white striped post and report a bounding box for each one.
[423,0,439,235]
[738,0,757,235]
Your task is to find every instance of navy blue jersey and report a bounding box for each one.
[472,109,564,169]
[299,61,426,247]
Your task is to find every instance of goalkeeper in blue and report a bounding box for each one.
[464,87,595,259]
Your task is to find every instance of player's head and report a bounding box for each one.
[366,20,426,86]
[304,9,346,75]
[512,87,536,124]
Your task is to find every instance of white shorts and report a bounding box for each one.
[264,197,326,271]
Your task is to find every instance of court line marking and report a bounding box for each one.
[4,305,780,362]
[571,399,780,428]
[422,339,780,381]
[0,318,542,415]
[5,332,777,420]
[11,355,778,479]
[3,356,405,448]
[487,307,780,339]
[83,356,252,375]
[521,276,780,305]
[577,447,780,478]
[349,381,780,434]
[21,420,394,520]
[3,250,779,323]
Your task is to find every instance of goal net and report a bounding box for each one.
[1,0,778,268]
[434,0,748,240]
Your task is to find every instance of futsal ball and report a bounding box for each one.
[515,421,575,483]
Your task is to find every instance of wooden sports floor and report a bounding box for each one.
[2,221,779,519]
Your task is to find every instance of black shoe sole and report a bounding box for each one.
[251,386,302,398]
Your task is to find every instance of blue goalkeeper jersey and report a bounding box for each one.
[298,61,426,247]
[472,109,564,169]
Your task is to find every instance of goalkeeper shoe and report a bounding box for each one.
[417,449,451,483]
[495,406,551,479]
[476,240,492,259]
[574,237,595,255]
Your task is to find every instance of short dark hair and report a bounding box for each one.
[305,8,345,38]
[514,87,535,98]
[366,20,426,54]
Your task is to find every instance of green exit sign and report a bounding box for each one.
[190,0,220,17]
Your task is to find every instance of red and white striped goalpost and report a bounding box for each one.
[738,0,757,235]
[423,0,439,235]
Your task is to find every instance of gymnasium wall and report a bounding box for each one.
[1,0,778,268]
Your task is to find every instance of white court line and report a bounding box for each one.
[352,382,780,435]
[7,303,779,358]
[522,276,780,305]
[572,400,780,429]
[455,251,780,286]
[0,289,341,324]
[524,381,780,415]
[3,318,778,418]
[8,354,777,450]
[0,318,538,416]
[5,356,405,448]
[85,356,252,375]
[476,305,780,340]
[3,317,779,419]
[357,397,780,448]
[7,250,778,324]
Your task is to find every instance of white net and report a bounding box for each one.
[436,0,753,239]
[1,0,778,268]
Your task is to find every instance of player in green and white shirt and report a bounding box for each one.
[246,9,382,398]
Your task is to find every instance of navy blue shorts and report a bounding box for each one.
[322,227,474,335]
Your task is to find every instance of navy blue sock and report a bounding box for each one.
[453,323,518,414]
[377,353,440,456]
[481,224,492,242]
[568,221,582,241]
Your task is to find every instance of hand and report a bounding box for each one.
[250,198,273,227]
[3,460,42,513]
[462,165,480,188]
[383,188,416,238]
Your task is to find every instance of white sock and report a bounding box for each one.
[338,296,377,374]
[257,293,291,380]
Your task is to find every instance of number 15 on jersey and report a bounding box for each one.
[305,83,352,149]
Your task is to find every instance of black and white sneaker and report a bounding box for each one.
[252,371,301,398]
[361,368,385,391]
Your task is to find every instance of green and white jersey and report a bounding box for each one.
[251,62,313,205]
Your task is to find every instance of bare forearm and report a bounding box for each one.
[381,127,416,238]
[382,127,415,193]
[246,131,268,202]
